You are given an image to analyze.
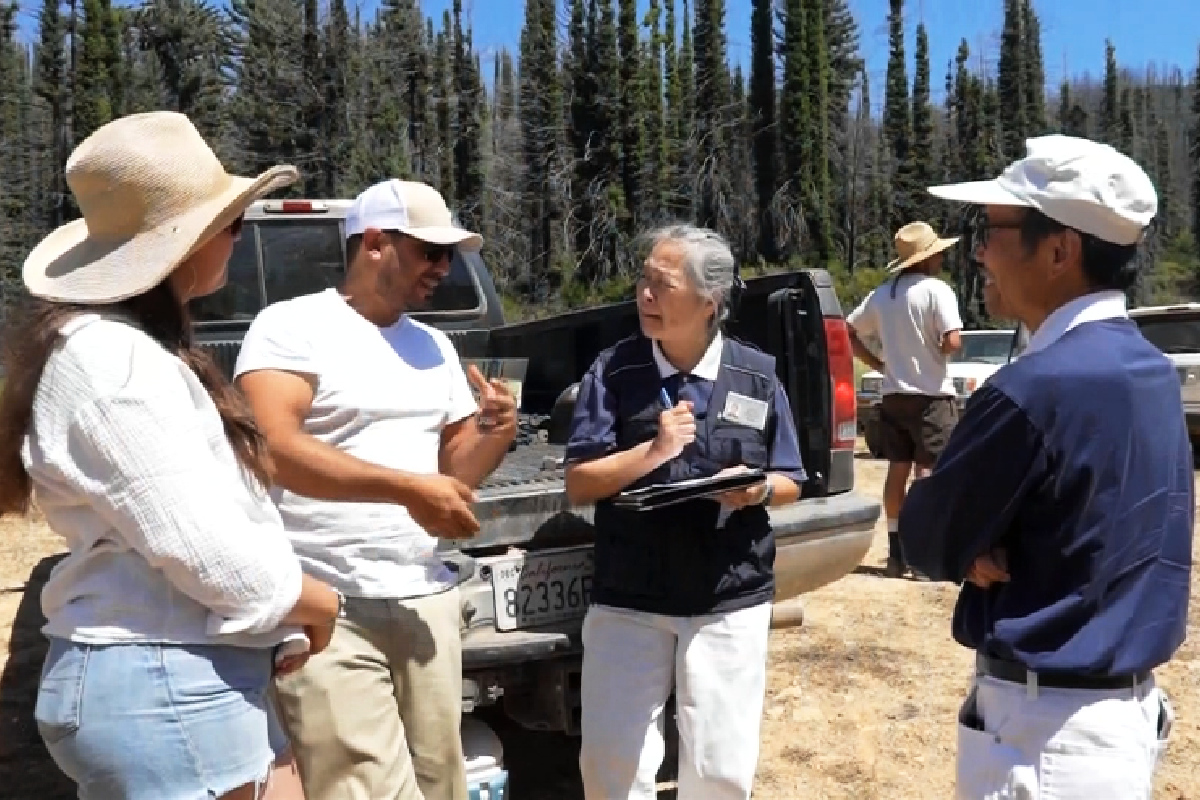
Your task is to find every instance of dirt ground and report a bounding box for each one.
[1,442,1197,799]
[752,450,1200,800]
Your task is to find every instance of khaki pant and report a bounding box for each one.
[273,587,467,800]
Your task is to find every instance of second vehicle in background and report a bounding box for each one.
[1129,303,1200,452]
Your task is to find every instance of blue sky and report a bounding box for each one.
[13,0,1196,112]
[423,0,1199,111]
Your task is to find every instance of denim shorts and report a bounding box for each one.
[35,636,289,800]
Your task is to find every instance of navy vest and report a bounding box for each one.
[591,334,778,617]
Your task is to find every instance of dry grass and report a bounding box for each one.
[0,450,1198,799]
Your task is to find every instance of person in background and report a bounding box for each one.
[847,221,963,578]
[564,225,806,800]
[234,179,517,800]
[901,134,1190,799]
[0,111,343,800]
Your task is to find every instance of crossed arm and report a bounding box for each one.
[898,385,1044,583]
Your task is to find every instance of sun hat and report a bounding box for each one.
[345,179,482,251]
[23,111,298,304]
[926,134,1157,246]
[887,221,961,273]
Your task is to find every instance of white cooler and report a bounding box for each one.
[462,715,508,800]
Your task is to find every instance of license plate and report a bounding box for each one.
[489,547,594,631]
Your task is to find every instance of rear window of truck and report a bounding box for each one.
[192,219,483,322]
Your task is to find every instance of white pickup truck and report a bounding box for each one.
[856,328,1019,458]
[1129,303,1200,452]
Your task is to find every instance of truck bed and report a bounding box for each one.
[478,416,565,494]
[468,416,580,551]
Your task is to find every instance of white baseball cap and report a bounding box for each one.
[927,134,1157,246]
[345,179,482,251]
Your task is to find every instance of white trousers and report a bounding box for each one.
[579,602,772,800]
[956,671,1173,800]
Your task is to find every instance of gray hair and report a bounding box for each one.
[642,223,737,329]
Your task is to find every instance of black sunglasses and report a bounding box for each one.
[384,230,454,263]
[419,242,455,263]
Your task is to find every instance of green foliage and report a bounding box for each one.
[1148,230,1200,304]
[881,0,912,228]
[909,24,933,220]
[833,264,890,312]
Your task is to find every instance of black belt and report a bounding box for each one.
[979,655,1151,691]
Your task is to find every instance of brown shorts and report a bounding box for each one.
[878,393,959,466]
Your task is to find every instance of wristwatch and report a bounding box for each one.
[759,480,775,506]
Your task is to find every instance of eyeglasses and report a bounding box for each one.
[964,206,1023,252]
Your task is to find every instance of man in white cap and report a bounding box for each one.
[234,179,518,800]
[899,135,1190,798]
[847,220,963,578]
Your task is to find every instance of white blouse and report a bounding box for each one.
[23,314,305,651]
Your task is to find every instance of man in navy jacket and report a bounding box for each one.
[901,134,1192,799]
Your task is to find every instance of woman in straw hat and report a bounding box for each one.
[0,112,344,799]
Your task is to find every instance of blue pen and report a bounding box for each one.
[659,386,673,409]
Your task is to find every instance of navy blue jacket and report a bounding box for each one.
[900,317,1193,676]
[565,333,806,616]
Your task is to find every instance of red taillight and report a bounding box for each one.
[823,316,857,449]
[261,200,330,213]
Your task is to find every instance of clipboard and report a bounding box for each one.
[612,468,767,511]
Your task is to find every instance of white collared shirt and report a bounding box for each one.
[26,315,304,649]
[1023,290,1129,357]
[651,332,724,381]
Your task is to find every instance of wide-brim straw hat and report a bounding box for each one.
[886,221,960,273]
[24,111,299,304]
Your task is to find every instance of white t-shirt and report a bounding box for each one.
[234,288,478,599]
[847,272,963,397]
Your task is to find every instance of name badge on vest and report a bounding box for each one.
[719,392,769,431]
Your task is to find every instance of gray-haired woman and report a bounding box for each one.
[563,224,807,799]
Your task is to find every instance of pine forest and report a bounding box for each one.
[2,0,1199,324]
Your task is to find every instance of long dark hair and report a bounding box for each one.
[0,280,273,515]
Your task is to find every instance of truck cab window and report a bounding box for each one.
[191,217,484,323]
[428,253,483,312]
[262,220,346,304]
[190,232,261,322]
